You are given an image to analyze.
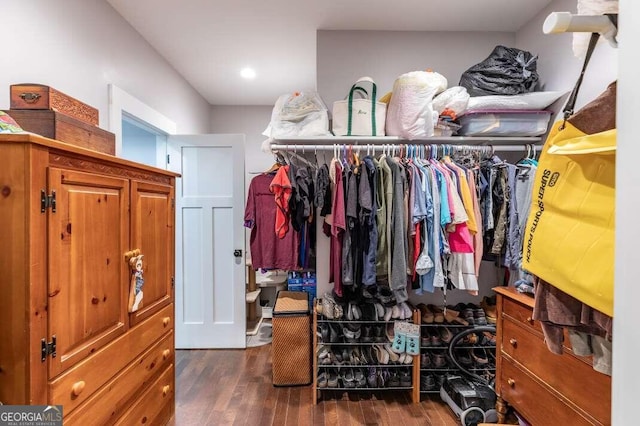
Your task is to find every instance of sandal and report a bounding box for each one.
[343,323,361,343]
[367,367,377,388]
[417,303,434,323]
[354,368,367,388]
[427,304,445,323]
[399,370,412,387]
[327,369,339,388]
[342,370,356,388]
[317,371,328,388]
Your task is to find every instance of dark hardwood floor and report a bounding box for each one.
[168,345,461,425]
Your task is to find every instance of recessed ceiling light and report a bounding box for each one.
[240,67,256,79]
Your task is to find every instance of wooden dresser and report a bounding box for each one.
[494,287,611,425]
[0,133,177,425]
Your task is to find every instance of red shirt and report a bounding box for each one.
[244,173,299,270]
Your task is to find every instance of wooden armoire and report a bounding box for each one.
[0,133,177,425]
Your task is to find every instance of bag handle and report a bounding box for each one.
[559,13,616,130]
[347,77,378,136]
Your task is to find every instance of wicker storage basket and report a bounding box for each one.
[272,291,311,386]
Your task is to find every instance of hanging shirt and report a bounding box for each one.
[373,157,388,279]
[361,156,378,286]
[342,164,357,286]
[386,156,409,303]
[379,155,394,282]
[245,173,299,270]
[269,165,293,238]
[329,159,346,297]
[468,171,484,277]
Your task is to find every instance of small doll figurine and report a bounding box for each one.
[125,249,144,313]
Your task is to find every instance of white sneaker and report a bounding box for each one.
[401,302,413,320]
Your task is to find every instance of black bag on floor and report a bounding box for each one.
[459,45,539,96]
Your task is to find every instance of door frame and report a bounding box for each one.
[108,84,177,159]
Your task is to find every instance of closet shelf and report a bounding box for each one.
[420,367,495,372]
[271,135,542,145]
[246,289,261,303]
[318,386,413,391]
[318,364,415,368]
[317,319,414,324]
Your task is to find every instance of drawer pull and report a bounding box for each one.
[71,380,86,397]
[163,385,171,396]
[163,349,171,360]
[526,316,534,324]
[507,378,516,387]
[509,338,518,347]
[163,317,171,327]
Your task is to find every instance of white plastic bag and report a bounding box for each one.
[262,91,331,138]
[385,71,448,140]
[432,86,470,116]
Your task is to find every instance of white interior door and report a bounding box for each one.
[169,134,246,348]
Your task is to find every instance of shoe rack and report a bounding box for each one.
[312,300,421,404]
[419,320,497,396]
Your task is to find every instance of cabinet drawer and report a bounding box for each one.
[502,318,610,424]
[502,297,542,335]
[500,359,598,426]
[49,304,173,412]
[114,364,174,426]
[63,331,173,425]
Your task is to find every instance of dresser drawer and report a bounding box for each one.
[114,364,174,426]
[63,331,173,425]
[500,359,598,426]
[502,297,541,335]
[502,318,610,424]
[49,304,173,413]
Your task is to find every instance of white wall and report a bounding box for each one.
[614,0,636,423]
[317,30,515,111]
[315,30,518,303]
[516,0,618,115]
[1,0,210,134]
[210,105,274,256]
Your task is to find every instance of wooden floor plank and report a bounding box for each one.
[272,387,290,426]
[172,346,477,426]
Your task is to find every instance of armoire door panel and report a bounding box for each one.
[129,181,174,325]
[47,168,129,378]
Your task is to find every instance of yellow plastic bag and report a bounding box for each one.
[522,121,615,316]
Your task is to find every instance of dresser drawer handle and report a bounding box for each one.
[71,380,86,397]
[526,316,534,325]
[163,317,171,327]
[163,349,171,360]
[509,338,518,347]
[163,385,171,396]
[507,378,516,387]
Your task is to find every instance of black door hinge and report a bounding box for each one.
[171,198,175,208]
[40,190,56,213]
[171,276,175,289]
[167,154,170,164]
[41,336,56,362]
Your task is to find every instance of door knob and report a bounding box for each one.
[233,249,242,258]
[509,338,518,347]
[508,378,516,387]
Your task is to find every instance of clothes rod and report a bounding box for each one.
[270,144,534,153]
[543,12,618,47]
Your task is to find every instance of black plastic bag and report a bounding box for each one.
[459,46,539,97]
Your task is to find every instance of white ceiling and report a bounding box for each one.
[107,0,552,106]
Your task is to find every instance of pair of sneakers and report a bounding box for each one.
[391,321,420,356]
[319,293,343,319]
